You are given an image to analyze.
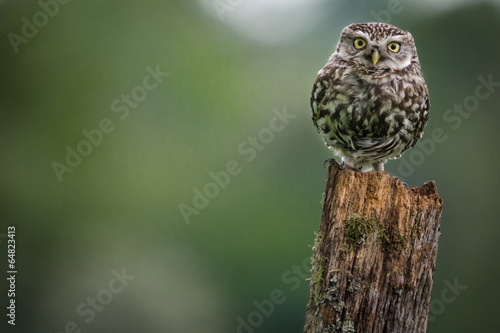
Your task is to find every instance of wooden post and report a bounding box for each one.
[303,161,443,333]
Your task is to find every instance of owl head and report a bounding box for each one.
[335,23,418,71]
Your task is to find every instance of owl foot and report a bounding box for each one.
[341,161,362,172]
[324,158,362,171]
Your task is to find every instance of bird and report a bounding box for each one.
[311,23,429,172]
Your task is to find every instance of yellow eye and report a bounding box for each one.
[388,42,400,53]
[353,38,366,50]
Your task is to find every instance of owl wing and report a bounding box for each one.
[409,94,430,149]
[311,64,357,150]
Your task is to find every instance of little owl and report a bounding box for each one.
[311,23,429,171]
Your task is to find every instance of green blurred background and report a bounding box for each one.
[1,0,500,332]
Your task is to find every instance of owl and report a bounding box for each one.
[311,23,429,171]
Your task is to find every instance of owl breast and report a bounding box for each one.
[311,62,429,168]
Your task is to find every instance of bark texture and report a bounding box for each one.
[303,161,443,333]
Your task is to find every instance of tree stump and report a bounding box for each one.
[303,161,443,333]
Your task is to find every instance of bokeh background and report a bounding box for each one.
[1,0,500,332]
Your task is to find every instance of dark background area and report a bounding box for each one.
[1,0,499,332]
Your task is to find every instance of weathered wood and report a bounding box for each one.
[304,161,443,333]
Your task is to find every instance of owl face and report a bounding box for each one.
[335,23,416,71]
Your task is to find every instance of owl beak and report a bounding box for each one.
[371,49,380,65]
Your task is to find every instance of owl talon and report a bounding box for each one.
[323,158,337,168]
[394,177,409,188]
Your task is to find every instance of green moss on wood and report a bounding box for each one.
[345,214,377,246]
[310,232,325,306]
[377,223,406,252]
[338,214,377,254]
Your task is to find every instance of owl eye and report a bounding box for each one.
[353,38,366,50]
[388,42,401,53]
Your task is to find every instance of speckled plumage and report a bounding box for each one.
[311,23,429,171]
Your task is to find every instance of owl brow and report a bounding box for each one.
[351,32,370,40]
[384,36,405,43]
